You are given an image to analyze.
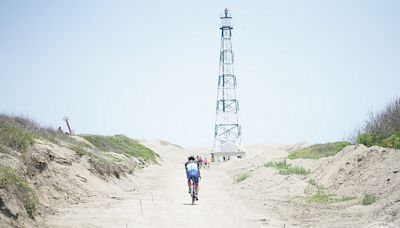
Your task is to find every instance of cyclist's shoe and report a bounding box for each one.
[196,196,199,201]
[188,189,191,194]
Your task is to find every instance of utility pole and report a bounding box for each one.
[211,8,245,162]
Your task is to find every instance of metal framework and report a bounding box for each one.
[212,9,244,160]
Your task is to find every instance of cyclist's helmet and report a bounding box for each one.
[188,155,195,161]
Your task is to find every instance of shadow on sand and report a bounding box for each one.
[182,203,199,206]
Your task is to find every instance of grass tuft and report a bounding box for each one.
[264,160,310,175]
[308,178,317,186]
[362,194,376,205]
[234,172,251,183]
[307,191,335,203]
[306,179,355,204]
[288,141,350,160]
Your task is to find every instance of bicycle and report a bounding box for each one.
[190,177,197,205]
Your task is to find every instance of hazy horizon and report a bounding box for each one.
[1,1,399,147]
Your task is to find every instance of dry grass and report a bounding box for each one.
[0,113,79,150]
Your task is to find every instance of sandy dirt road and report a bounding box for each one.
[46,144,284,228]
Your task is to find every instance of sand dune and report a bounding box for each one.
[44,141,400,227]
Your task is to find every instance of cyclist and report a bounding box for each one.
[198,156,203,169]
[185,155,201,200]
[204,157,209,169]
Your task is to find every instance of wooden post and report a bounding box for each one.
[139,199,143,216]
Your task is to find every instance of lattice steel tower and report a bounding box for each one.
[211,8,245,161]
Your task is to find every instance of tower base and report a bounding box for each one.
[211,151,245,162]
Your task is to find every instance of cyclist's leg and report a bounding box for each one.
[193,174,199,197]
[187,172,192,193]
[188,173,196,193]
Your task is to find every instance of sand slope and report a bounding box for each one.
[226,144,400,227]
[44,142,400,227]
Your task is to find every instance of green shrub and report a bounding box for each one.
[356,133,381,147]
[362,194,376,205]
[264,160,310,175]
[357,132,400,149]
[0,165,38,218]
[355,97,400,149]
[288,141,350,160]
[382,132,400,149]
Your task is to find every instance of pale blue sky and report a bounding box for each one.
[1,1,399,147]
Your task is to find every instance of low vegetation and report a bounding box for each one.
[264,160,310,175]
[362,193,376,205]
[82,134,159,163]
[104,152,124,163]
[355,97,400,149]
[69,144,125,178]
[0,165,38,219]
[0,113,83,150]
[306,191,354,203]
[69,145,88,157]
[306,179,355,203]
[0,117,35,152]
[288,141,350,160]
[234,172,251,183]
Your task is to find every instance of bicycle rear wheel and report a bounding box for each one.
[191,177,196,205]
